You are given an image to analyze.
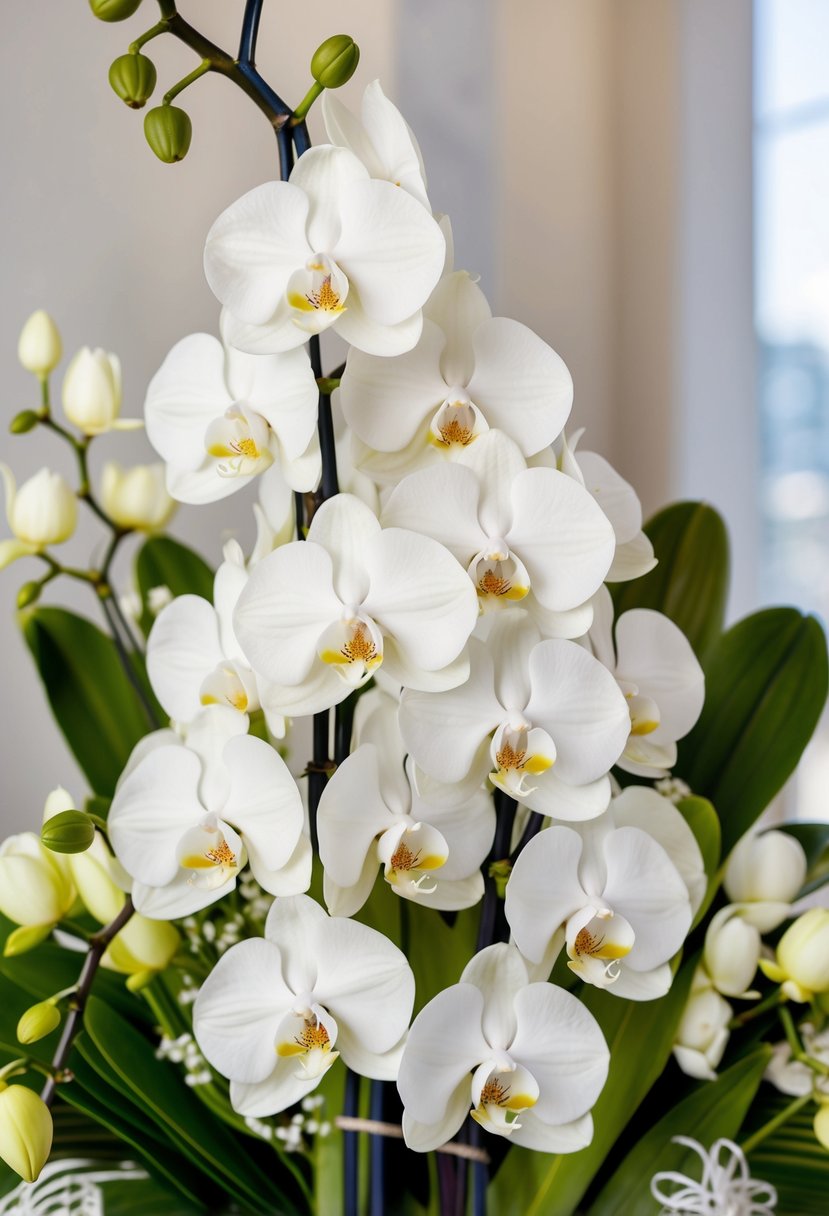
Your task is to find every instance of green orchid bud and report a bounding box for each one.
[9,411,40,435]
[16,1002,60,1046]
[144,105,192,163]
[109,53,157,109]
[16,582,41,610]
[41,811,96,856]
[310,35,360,90]
[89,0,143,21]
[3,924,53,958]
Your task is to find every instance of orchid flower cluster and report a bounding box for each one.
[1,10,828,1215]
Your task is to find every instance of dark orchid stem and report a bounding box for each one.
[369,1080,386,1216]
[308,334,340,501]
[343,1068,361,1216]
[41,898,135,1106]
[510,810,544,861]
[437,1154,457,1216]
[476,789,517,953]
[470,1124,487,1216]
[292,118,312,157]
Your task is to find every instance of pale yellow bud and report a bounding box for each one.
[0,1084,53,1183]
[815,1101,829,1151]
[0,833,75,927]
[703,907,761,998]
[0,466,77,558]
[3,924,53,957]
[17,310,62,378]
[70,834,131,925]
[103,913,179,976]
[100,462,176,532]
[761,907,829,1001]
[724,829,807,931]
[61,347,122,434]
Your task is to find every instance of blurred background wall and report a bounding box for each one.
[0,0,755,830]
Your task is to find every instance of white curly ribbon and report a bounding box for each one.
[651,1137,777,1215]
[0,1158,147,1215]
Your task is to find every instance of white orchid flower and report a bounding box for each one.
[673,969,733,1080]
[382,430,614,637]
[723,828,808,932]
[558,429,656,581]
[234,493,479,717]
[146,539,284,735]
[322,80,430,209]
[505,789,702,998]
[108,728,309,920]
[400,612,629,821]
[588,586,705,777]
[765,1023,829,1098]
[144,327,320,504]
[193,894,414,1116]
[397,942,608,1152]
[204,145,445,357]
[341,271,573,483]
[0,466,77,569]
[249,465,296,565]
[651,1137,777,1215]
[318,691,494,915]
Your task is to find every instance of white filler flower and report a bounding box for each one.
[651,1136,777,1215]
[193,894,414,1116]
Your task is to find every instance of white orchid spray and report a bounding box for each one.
[0,11,826,1216]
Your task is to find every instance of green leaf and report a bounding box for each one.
[744,1092,829,1215]
[490,958,697,1216]
[586,1047,771,1215]
[610,501,729,661]
[675,795,721,926]
[776,820,829,897]
[21,607,151,796]
[677,608,828,855]
[83,996,310,1215]
[135,535,214,635]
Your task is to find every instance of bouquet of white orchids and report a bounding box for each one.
[1,4,828,1215]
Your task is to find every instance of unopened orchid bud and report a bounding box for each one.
[0,1084,53,1182]
[144,105,192,163]
[761,908,829,1002]
[9,411,40,435]
[61,347,122,434]
[41,811,95,856]
[16,581,41,610]
[100,462,175,531]
[17,311,61,378]
[673,978,732,1081]
[3,924,53,957]
[0,466,77,558]
[17,1001,60,1045]
[311,35,360,90]
[70,835,131,926]
[725,829,807,921]
[0,834,75,928]
[89,0,143,20]
[703,908,761,999]
[109,52,157,109]
[104,913,179,977]
[815,1102,829,1151]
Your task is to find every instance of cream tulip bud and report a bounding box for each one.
[61,347,122,434]
[724,829,807,932]
[1,467,77,556]
[17,1001,61,1045]
[100,462,176,532]
[0,1084,53,1182]
[673,977,733,1081]
[17,311,62,379]
[703,907,761,999]
[761,908,829,1002]
[0,834,75,928]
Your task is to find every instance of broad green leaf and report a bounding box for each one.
[677,609,828,855]
[675,796,721,926]
[135,535,214,635]
[83,996,311,1215]
[610,501,729,661]
[586,1047,771,1215]
[776,820,829,897]
[491,958,697,1216]
[21,607,151,796]
[745,1092,829,1215]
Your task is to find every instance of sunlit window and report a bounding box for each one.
[755,0,829,815]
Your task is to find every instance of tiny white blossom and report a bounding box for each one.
[651,1137,777,1214]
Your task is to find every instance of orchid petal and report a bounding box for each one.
[290,145,368,253]
[402,1080,471,1152]
[510,1111,594,1154]
[614,610,705,743]
[221,734,303,871]
[425,272,492,384]
[131,871,237,919]
[505,828,588,964]
[381,463,485,563]
[602,826,692,970]
[461,943,529,1050]
[318,744,393,888]
[335,293,425,356]
[146,595,223,723]
[230,1062,320,1118]
[397,983,488,1125]
[307,494,379,605]
[144,333,232,472]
